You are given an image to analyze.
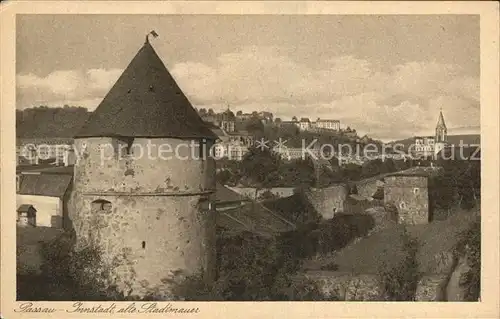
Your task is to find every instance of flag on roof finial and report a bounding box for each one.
[145,30,159,43]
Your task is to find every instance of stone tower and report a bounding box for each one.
[384,174,430,225]
[70,34,218,298]
[434,109,448,156]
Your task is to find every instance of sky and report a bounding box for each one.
[16,14,480,141]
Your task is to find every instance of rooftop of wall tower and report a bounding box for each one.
[75,37,217,140]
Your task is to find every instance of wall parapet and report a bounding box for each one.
[81,190,215,197]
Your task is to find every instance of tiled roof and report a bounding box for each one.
[75,39,216,140]
[215,183,249,203]
[216,201,296,238]
[17,204,36,213]
[18,174,72,198]
[263,192,319,225]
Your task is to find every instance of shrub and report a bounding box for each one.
[316,213,375,254]
[167,230,339,301]
[17,234,126,301]
[377,226,421,301]
[454,218,481,301]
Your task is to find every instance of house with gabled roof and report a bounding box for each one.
[17,167,73,228]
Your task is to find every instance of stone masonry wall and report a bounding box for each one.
[384,176,429,225]
[71,137,217,298]
[305,271,450,301]
[356,178,384,199]
[305,184,348,219]
[73,137,215,194]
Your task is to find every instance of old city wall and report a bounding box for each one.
[304,270,465,301]
[305,184,348,219]
[384,176,429,225]
[355,178,384,199]
[70,137,216,298]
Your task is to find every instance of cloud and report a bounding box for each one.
[16,68,122,109]
[16,45,479,140]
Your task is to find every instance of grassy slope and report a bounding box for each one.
[305,208,479,275]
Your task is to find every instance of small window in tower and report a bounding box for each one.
[413,188,420,195]
[91,199,112,213]
[198,197,212,212]
[142,241,146,249]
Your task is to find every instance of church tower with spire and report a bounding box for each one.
[70,33,217,298]
[434,108,448,155]
[435,108,447,143]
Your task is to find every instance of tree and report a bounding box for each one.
[245,117,265,134]
[236,110,243,116]
[377,226,421,301]
[198,108,207,116]
[208,108,215,116]
[432,156,481,211]
[279,158,315,187]
[169,230,337,301]
[17,106,91,138]
[240,146,282,188]
[216,170,233,185]
[455,218,480,301]
[342,163,363,181]
[361,159,385,178]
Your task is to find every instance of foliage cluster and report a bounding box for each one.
[17,235,126,301]
[377,226,421,301]
[16,106,90,138]
[216,146,414,188]
[454,217,481,301]
[431,158,481,213]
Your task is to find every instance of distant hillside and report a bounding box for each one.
[16,106,91,138]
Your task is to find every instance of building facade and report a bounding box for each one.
[412,110,448,157]
[299,118,311,131]
[315,119,340,131]
[220,108,236,133]
[70,36,218,298]
[16,138,75,166]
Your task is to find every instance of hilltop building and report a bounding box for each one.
[315,118,340,131]
[69,34,218,298]
[299,118,311,131]
[16,137,75,166]
[220,107,236,133]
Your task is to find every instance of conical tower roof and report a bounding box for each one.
[75,38,217,140]
[436,110,447,129]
